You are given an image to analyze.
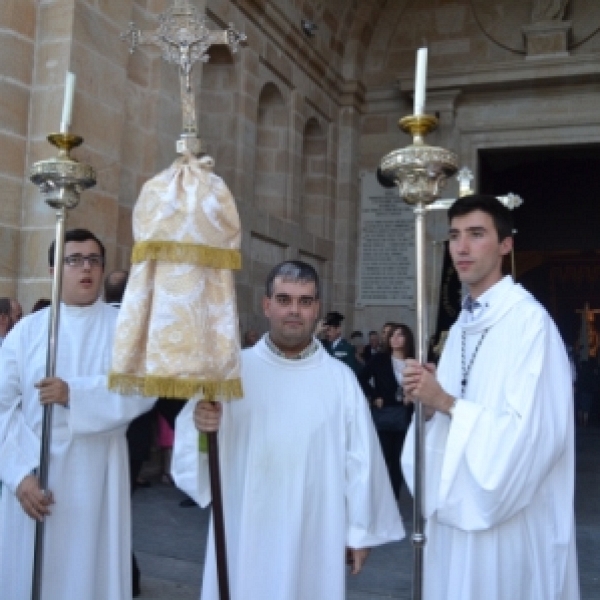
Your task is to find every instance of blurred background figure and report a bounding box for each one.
[379,321,399,352]
[359,323,415,502]
[10,299,22,323]
[322,311,361,375]
[0,298,14,347]
[157,414,174,485]
[362,330,380,364]
[104,269,129,308]
[350,330,366,366]
[31,298,51,313]
[243,328,260,348]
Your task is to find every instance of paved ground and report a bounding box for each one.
[132,426,600,599]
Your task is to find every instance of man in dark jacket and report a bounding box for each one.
[321,311,361,375]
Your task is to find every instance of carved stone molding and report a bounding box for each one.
[522,20,572,59]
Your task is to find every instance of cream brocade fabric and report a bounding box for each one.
[109,155,242,400]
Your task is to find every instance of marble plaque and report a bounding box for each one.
[357,172,415,306]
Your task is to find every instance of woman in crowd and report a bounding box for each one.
[359,323,414,501]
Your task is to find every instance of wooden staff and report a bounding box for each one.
[207,430,230,600]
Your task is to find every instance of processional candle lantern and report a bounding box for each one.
[379,48,458,600]
[29,70,96,600]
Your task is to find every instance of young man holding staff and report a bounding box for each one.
[0,229,155,600]
[401,195,579,599]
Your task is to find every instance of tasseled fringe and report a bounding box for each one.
[108,372,243,401]
[131,241,242,270]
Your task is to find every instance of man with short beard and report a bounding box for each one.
[173,260,403,600]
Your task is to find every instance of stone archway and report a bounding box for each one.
[254,82,288,219]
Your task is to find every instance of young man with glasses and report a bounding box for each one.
[0,228,155,600]
[173,260,403,600]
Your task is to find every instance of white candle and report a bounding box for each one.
[413,47,428,116]
[59,72,76,134]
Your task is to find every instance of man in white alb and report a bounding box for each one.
[402,195,579,599]
[0,228,155,600]
[173,260,404,600]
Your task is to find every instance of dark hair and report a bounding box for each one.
[0,297,10,316]
[447,194,513,242]
[48,229,106,267]
[32,299,51,313]
[387,323,415,359]
[368,330,378,336]
[104,270,129,303]
[265,260,320,298]
[350,330,363,339]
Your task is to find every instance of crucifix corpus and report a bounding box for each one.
[121,0,246,154]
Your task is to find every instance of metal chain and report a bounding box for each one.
[461,328,489,396]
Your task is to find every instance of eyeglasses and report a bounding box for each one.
[273,294,317,308]
[63,254,104,268]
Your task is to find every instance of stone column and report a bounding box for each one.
[0,1,36,298]
[334,102,361,325]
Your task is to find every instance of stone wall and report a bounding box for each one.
[1,0,600,340]
[0,1,36,299]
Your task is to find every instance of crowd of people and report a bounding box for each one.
[0,193,582,599]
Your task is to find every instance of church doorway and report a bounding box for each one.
[479,144,600,348]
[480,145,600,425]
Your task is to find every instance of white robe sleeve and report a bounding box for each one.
[0,333,40,493]
[344,375,405,548]
[172,399,212,507]
[67,375,155,436]
[430,311,571,531]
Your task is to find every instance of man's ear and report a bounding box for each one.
[262,295,270,318]
[500,236,513,257]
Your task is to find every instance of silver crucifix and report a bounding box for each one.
[121,0,246,154]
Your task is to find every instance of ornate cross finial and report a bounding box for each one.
[122,0,246,154]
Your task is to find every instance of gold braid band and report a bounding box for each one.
[131,241,241,270]
[108,372,243,401]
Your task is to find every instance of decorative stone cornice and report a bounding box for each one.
[397,54,600,95]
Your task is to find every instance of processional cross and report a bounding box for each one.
[121,5,246,599]
[121,0,246,155]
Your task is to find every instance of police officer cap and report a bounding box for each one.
[324,311,344,327]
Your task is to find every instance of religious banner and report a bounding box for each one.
[109,154,243,400]
[357,171,415,306]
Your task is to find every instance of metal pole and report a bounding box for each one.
[411,203,427,600]
[31,206,68,600]
[29,131,95,600]
[379,114,458,600]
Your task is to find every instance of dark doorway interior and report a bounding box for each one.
[479,145,600,346]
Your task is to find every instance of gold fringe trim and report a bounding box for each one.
[108,372,243,401]
[131,241,241,270]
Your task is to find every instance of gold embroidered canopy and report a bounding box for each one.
[109,154,243,401]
